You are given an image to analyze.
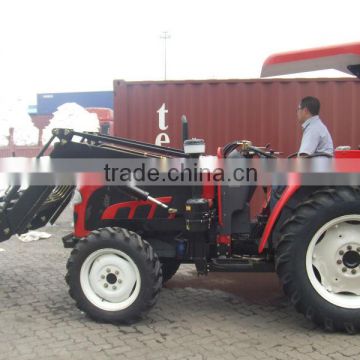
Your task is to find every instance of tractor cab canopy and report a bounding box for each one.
[261,42,360,78]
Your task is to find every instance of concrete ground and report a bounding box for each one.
[0,206,358,360]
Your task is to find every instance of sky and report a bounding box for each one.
[0,0,359,107]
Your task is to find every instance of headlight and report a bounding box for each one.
[72,189,83,205]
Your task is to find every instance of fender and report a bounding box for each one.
[74,185,102,238]
[258,174,301,253]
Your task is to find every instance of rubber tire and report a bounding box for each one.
[66,227,162,324]
[276,187,360,333]
[161,259,181,284]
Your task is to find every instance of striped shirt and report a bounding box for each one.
[298,115,334,156]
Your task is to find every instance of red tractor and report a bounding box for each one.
[0,43,360,333]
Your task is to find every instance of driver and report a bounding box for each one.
[297,96,334,157]
[271,96,334,209]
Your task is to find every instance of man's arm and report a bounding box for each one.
[298,128,319,156]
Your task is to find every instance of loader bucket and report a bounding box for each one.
[0,185,74,242]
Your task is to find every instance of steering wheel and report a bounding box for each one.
[288,152,333,158]
[288,152,298,158]
[248,145,277,158]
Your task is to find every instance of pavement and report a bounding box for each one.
[0,206,358,360]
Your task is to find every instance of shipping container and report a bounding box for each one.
[86,107,113,122]
[27,105,37,115]
[30,114,52,130]
[86,107,114,136]
[37,91,113,115]
[114,79,360,155]
[0,128,43,158]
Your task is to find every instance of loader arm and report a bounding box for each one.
[0,129,187,242]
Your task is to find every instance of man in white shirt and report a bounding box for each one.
[297,96,333,156]
[270,96,334,208]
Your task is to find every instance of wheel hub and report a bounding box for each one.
[106,273,118,284]
[307,215,360,309]
[342,250,360,269]
[80,251,140,310]
[336,243,360,274]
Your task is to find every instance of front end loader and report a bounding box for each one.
[0,43,359,333]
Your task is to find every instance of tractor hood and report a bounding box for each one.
[261,42,360,78]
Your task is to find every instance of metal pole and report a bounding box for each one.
[160,31,170,80]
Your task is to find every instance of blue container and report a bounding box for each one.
[27,105,38,115]
[37,91,113,115]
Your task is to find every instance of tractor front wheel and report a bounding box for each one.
[66,227,162,324]
[276,187,360,333]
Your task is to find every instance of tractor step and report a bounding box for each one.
[209,257,274,272]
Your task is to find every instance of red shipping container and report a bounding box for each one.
[86,107,114,136]
[114,78,360,155]
[86,107,113,122]
[30,114,52,130]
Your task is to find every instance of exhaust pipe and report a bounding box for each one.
[181,115,189,143]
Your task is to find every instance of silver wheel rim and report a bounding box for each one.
[80,248,141,311]
[306,214,360,309]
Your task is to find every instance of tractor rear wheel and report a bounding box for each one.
[276,187,360,333]
[66,227,162,324]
